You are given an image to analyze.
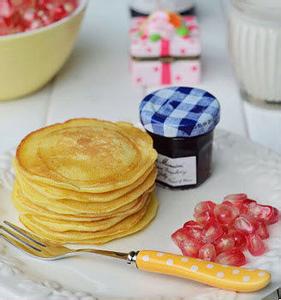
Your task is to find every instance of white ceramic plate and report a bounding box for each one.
[0,130,280,300]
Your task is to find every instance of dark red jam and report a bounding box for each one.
[148,130,214,189]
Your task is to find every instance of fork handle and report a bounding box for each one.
[135,250,270,292]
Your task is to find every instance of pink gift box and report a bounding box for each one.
[131,59,200,86]
[129,15,201,86]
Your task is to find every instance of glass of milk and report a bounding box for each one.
[229,0,281,105]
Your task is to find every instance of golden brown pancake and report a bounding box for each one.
[13,183,152,220]
[23,194,151,233]
[16,168,157,214]
[20,195,158,244]
[15,164,155,202]
[15,119,157,193]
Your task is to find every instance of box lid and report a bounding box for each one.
[130,12,201,59]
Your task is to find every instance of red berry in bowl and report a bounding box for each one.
[0,0,14,18]
[216,249,246,266]
[0,0,78,35]
[198,244,216,262]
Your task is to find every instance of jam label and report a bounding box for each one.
[157,154,197,186]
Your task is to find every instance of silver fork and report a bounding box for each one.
[0,221,271,293]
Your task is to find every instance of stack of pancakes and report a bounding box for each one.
[12,119,158,244]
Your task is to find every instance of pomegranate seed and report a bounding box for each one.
[228,230,247,249]
[0,0,14,18]
[29,18,42,29]
[51,5,67,21]
[194,201,216,215]
[187,227,203,240]
[256,222,269,240]
[63,2,74,13]
[216,249,246,266]
[222,200,235,207]
[247,203,273,221]
[246,234,266,256]
[183,220,202,230]
[194,210,214,225]
[223,193,247,210]
[171,228,203,257]
[180,237,204,257]
[183,224,203,240]
[221,224,229,233]
[171,228,189,247]
[22,7,35,21]
[214,204,239,224]
[233,214,257,234]
[214,234,235,254]
[202,221,224,243]
[240,199,257,214]
[224,193,247,202]
[198,244,216,262]
[267,207,279,225]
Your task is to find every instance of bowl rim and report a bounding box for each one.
[0,0,88,41]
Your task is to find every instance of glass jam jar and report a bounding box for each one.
[139,86,220,189]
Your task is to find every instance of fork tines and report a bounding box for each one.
[0,221,46,255]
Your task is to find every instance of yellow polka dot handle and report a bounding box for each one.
[136,250,271,292]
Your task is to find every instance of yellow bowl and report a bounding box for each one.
[0,0,88,101]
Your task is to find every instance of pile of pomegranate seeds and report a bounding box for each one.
[0,0,78,36]
[171,194,280,266]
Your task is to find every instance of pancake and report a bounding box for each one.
[15,119,157,193]
[13,183,152,221]
[23,194,151,233]
[16,168,157,214]
[13,118,158,245]
[15,164,155,203]
[20,194,158,244]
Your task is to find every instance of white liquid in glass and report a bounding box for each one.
[229,0,281,103]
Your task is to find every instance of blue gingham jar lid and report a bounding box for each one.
[139,86,220,138]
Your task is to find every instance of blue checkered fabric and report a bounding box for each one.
[139,87,220,137]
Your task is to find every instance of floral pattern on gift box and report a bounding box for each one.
[130,14,201,58]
